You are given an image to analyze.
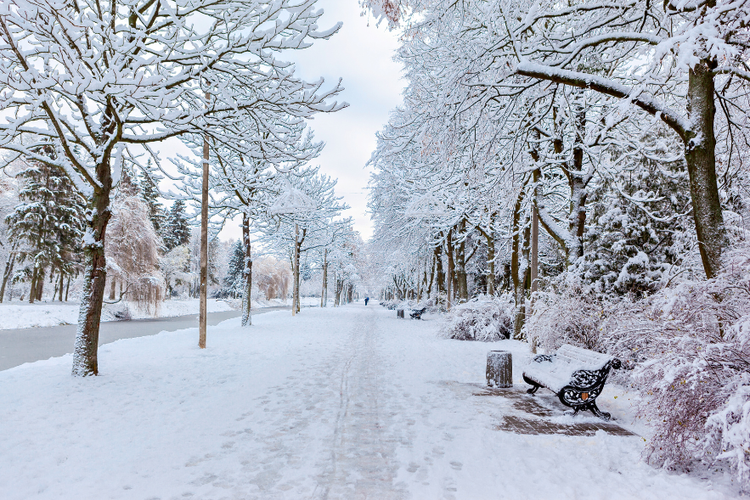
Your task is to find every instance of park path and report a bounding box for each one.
[0,304,735,500]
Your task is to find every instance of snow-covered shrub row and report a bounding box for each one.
[589,246,750,490]
[441,295,513,341]
[525,286,610,353]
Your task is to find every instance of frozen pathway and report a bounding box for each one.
[0,305,737,499]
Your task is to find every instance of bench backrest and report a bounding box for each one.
[556,344,612,371]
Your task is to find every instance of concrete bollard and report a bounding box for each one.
[486,350,512,388]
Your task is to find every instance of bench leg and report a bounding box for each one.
[522,375,541,394]
[588,401,611,421]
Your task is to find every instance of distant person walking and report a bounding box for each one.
[365,297,369,306]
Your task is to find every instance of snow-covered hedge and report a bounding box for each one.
[525,286,610,353]
[592,246,750,490]
[441,295,513,341]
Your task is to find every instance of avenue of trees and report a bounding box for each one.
[363,0,750,487]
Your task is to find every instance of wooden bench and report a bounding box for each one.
[522,344,621,421]
[410,307,426,320]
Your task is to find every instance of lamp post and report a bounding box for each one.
[268,184,316,316]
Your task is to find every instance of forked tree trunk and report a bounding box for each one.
[72,178,113,377]
[241,213,253,327]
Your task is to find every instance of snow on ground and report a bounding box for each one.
[0,304,737,499]
[0,299,234,330]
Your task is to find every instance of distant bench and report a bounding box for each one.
[410,307,426,320]
[522,344,621,421]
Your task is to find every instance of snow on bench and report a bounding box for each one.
[522,344,621,421]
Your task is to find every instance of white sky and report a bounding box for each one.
[219,0,405,242]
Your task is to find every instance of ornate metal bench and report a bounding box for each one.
[522,344,621,421]
[410,307,426,320]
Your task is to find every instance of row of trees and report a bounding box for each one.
[0,0,356,375]
[364,0,750,486]
[367,0,749,330]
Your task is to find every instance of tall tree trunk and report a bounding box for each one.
[687,60,724,278]
[29,266,37,304]
[109,275,116,301]
[434,244,445,297]
[35,266,45,301]
[514,221,532,340]
[320,248,328,308]
[198,125,209,349]
[241,213,253,327]
[292,223,301,315]
[455,221,468,302]
[0,251,16,303]
[72,175,113,376]
[58,270,64,302]
[511,185,528,339]
[446,232,455,309]
[65,275,71,302]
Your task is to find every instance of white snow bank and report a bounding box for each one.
[0,305,737,499]
[0,299,234,330]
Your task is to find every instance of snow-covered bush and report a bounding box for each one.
[525,286,610,353]
[603,245,750,489]
[441,295,513,341]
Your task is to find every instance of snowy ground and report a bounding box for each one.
[0,299,234,330]
[0,304,737,499]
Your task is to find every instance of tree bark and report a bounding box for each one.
[72,174,113,376]
[292,223,300,315]
[198,122,209,348]
[58,270,64,302]
[320,248,328,308]
[455,221,468,302]
[446,232,454,310]
[686,60,724,278]
[241,213,253,327]
[109,276,116,301]
[434,244,445,297]
[0,252,16,303]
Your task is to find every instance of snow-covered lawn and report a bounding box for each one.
[0,299,235,330]
[0,305,736,499]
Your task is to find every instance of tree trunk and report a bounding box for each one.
[72,177,113,376]
[434,244,445,297]
[28,266,38,304]
[58,270,64,302]
[320,248,328,308]
[292,223,300,315]
[446,232,455,309]
[65,275,71,302]
[514,221,532,340]
[109,275,116,301]
[35,266,45,301]
[456,221,468,302]
[241,213,253,327]
[0,252,16,303]
[686,60,724,278]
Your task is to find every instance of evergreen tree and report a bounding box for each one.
[164,200,191,251]
[139,166,166,239]
[222,239,245,298]
[5,153,85,302]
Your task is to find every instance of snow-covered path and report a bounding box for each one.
[0,305,736,499]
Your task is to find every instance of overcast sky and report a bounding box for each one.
[220,0,405,242]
